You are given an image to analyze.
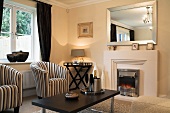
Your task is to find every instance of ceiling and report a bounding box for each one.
[53,0,89,5]
[49,0,111,9]
[46,0,111,8]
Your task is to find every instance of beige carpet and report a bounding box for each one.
[33,99,132,113]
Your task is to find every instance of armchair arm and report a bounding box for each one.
[0,65,23,87]
[0,64,23,106]
[30,64,50,97]
[61,68,69,85]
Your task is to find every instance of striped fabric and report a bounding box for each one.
[0,64,23,112]
[30,61,69,98]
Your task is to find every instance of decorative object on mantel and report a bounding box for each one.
[7,50,29,62]
[107,46,116,51]
[146,43,154,50]
[78,22,93,38]
[113,46,117,50]
[132,43,139,50]
[107,46,112,50]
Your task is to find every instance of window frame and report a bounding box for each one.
[0,2,37,61]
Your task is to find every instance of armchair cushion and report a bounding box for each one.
[49,78,68,96]
[0,85,19,111]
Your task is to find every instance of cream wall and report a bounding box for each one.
[50,5,69,65]
[134,27,152,40]
[67,0,170,97]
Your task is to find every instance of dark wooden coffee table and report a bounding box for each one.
[32,89,120,113]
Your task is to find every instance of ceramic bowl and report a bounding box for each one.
[7,54,17,62]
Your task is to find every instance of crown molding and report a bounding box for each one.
[67,0,112,9]
[39,0,68,8]
[47,0,69,9]
[42,0,111,9]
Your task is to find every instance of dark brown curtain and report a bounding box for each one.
[110,24,117,42]
[37,1,52,62]
[0,0,4,32]
[130,30,135,41]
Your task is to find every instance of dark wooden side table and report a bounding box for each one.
[63,62,93,90]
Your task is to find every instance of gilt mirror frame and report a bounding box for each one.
[107,0,157,46]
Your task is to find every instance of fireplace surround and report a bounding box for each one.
[104,50,158,96]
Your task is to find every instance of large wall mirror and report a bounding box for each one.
[107,0,157,45]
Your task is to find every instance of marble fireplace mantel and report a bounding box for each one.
[104,50,158,96]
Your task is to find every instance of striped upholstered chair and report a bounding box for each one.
[30,61,69,98]
[0,64,23,113]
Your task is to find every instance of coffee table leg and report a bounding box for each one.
[111,97,114,113]
[42,108,46,113]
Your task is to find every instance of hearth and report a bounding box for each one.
[117,69,139,97]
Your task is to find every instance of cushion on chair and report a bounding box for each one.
[49,78,68,96]
[0,85,19,111]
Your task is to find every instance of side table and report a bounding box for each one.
[63,62,93,90]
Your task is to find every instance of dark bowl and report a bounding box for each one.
[7,54,17,62]
[12,51,29,62]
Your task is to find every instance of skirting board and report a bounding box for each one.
[23,88,36,97]
[159,95,167,98]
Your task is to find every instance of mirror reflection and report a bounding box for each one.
[107,1,157,45]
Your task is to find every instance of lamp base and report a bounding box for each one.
[73,60,79,64]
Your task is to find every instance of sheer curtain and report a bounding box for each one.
[37,1,52,62]
[0,0,4,32]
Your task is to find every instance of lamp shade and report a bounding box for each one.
[71,49,85,57]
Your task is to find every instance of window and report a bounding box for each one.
[116,26,130,42]
[0,2,35,61]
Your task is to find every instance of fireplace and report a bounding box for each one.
[104,50,158,97]
[117,69,139,97]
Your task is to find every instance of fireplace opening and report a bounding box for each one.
[117,69,139,97]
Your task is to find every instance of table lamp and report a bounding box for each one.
[71,49,85,64]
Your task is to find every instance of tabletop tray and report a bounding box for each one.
[80,88,105,95]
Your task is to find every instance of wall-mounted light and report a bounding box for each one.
[149,26,153,31]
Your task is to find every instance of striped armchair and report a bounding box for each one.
[0,64,23,113]
[30,61,69,98]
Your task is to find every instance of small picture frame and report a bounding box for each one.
[132,43,139,50]
[78,22,93,38]
[146,43,154,50]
